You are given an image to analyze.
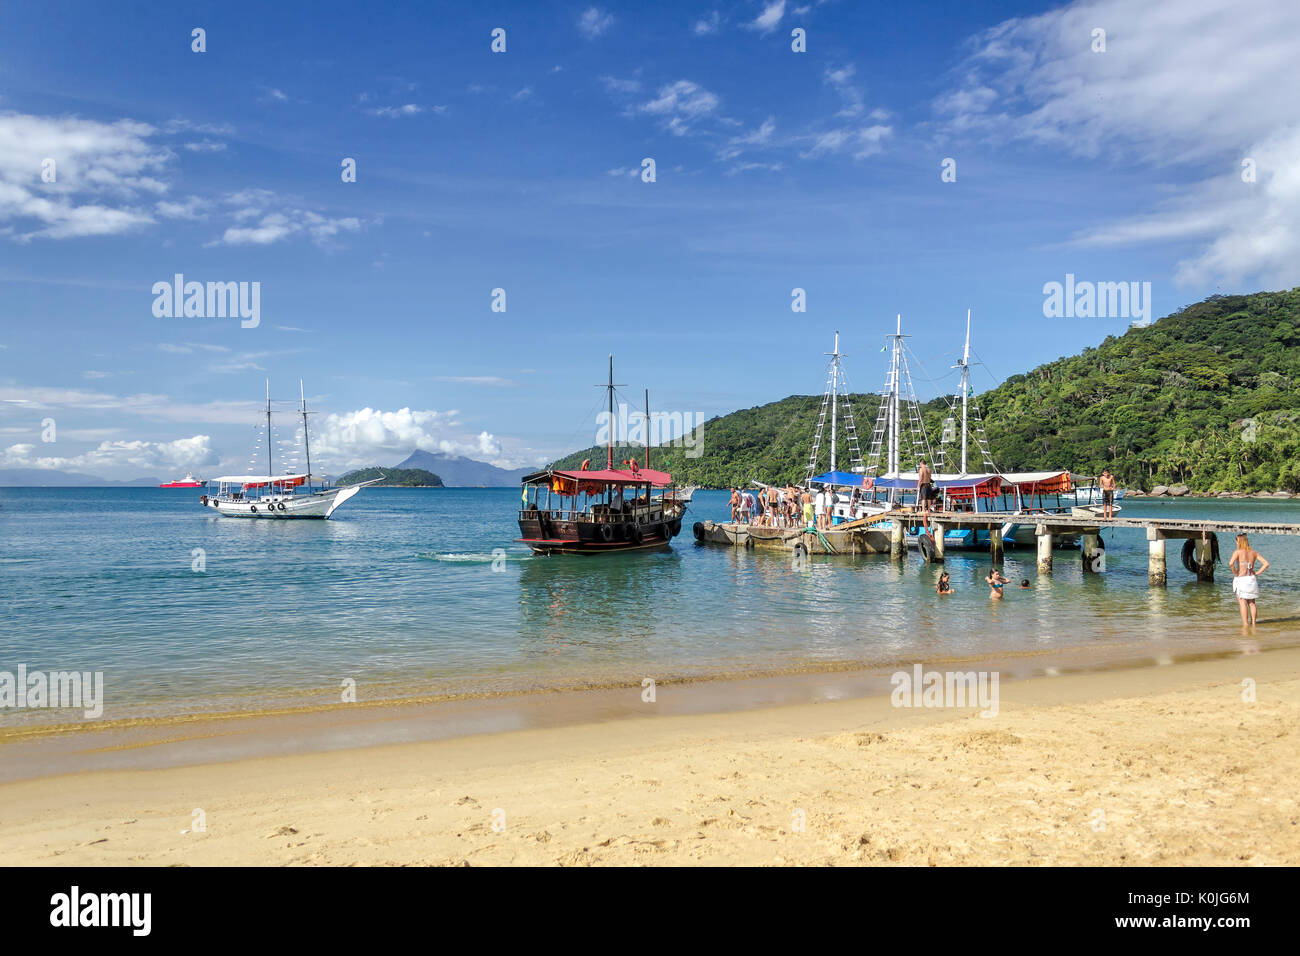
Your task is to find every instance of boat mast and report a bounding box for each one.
[953,309,972,476]
[644,388,650,469]
[300,379,313,491]
[828,331,840,474]
[888,316,902,479]
[607,355,614,471]
[266,379,273,482]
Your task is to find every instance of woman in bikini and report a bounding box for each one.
[1228,533,1269,627]
[985,568,1008,599]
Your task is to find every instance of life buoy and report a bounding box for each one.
[599,523,615,542]
[693,521,705,541]
[277,502,287,512]
[249,504,258,513]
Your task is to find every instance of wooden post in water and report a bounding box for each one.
[989,529,1003,564]
[890,519,905,560]
[931,521,946,561]
[1147,528,1166,587]
[1194,538,1215,582]
[1036,525,1053,575]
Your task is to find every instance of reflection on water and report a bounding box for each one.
[0,487,1298,723]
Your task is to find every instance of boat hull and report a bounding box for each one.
[202,490,340,519]
[517,514,682,555]
[692,520,891,555]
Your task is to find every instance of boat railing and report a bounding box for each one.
[520,507,663,523]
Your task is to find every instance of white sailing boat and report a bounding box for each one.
[200,381,381,519]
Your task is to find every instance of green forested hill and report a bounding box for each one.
[972,289,1300,491]
[552,290,1300,492]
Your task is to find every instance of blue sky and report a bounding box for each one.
[2,0,1297,478]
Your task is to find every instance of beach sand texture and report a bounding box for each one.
[1,650,1296,866]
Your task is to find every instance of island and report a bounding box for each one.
[336,467,444,487]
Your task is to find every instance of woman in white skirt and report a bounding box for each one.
[1228,533,1270,627]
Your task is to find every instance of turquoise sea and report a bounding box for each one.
[2,487,1298,726]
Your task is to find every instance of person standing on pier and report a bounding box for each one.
[1229,534,1269,627]
[729,488,740,523]
[1100,468,1117,520]
[917,459,934,529]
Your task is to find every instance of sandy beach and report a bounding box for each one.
[1,646,1296,866]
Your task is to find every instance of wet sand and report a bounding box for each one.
[1,647,1296,866]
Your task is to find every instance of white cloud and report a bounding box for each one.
[639,80,720,136]
[578,7,614,39]
[693,11,722,35]
[800,124,892,160]
[367,103,443,118]
[936,0,1300,287]
[210,191,362,247]
[719,117,776,161]
[310,407,515,466]
[434,376,517,386]
[601,75,642,95]
[0,434,218,474]
[156,196,209,220]
[747,1,785,33]
[0,113,171,240]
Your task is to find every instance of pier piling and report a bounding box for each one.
[890,519,905,560]
[989,531,1003,564]
[931,521,946,561]
[1147,529,1167,587]
[1036,526,1053,575]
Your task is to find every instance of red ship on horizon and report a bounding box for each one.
[159,472,205,488]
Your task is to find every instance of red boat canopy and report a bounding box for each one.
[522,466,674,491]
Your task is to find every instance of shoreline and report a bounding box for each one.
[2,635,1293,781]
[2,646,1296,865]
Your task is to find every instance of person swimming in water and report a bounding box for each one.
[936,571,954,595]
[986,568,1009,599]
[1019,579,1031,589]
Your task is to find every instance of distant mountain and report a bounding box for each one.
[338,467,443,487]
[0,469,163,487]
[394,450,531,486]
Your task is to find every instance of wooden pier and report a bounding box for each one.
[698,509,1300,586]
[920,511,1300,585]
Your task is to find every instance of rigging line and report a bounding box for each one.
[967,346,1005,390]
[901,342,958,399]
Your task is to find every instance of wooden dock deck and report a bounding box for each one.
[698,507,1300,586]
[914,508,1300,585]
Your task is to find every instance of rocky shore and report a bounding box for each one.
[1127,484,1297,499]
